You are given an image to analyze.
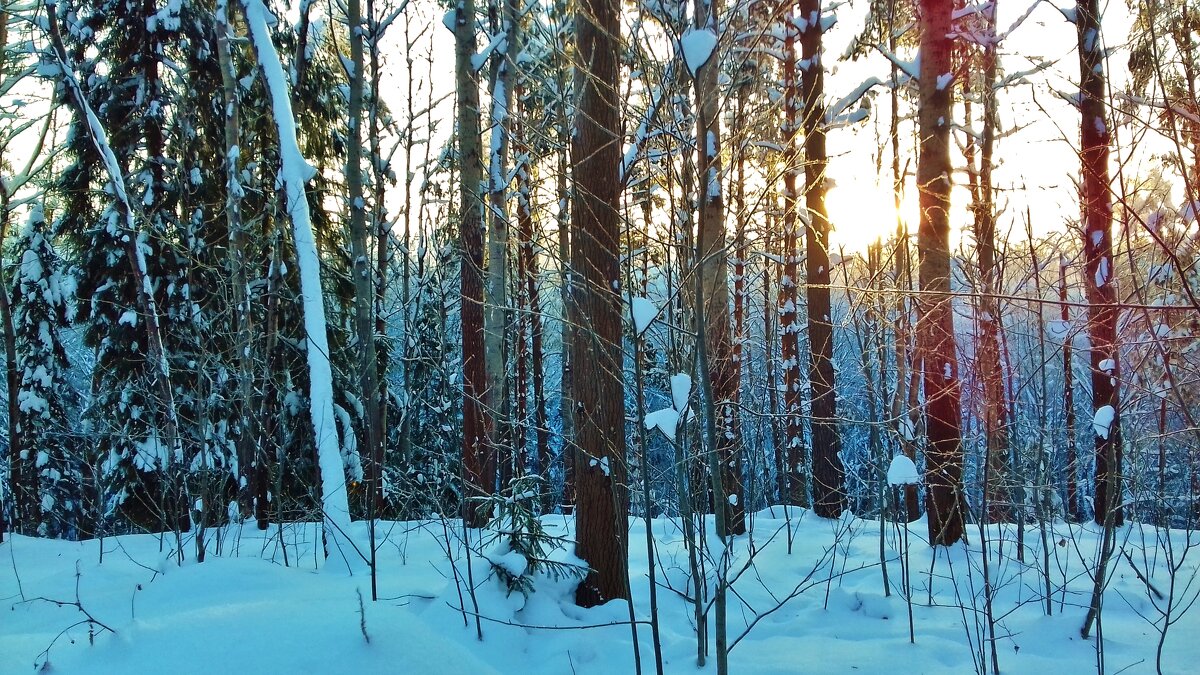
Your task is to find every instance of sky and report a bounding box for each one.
[383,0,1148,257]
[820,0,1141,253]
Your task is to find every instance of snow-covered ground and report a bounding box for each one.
[3,510,1198,674]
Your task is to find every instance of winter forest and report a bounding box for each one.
[2,0,1200,672]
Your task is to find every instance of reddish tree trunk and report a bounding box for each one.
[455,0,493,526]
[917,0,966,546]
[1077,0,1121,527]
[571,0,629,605]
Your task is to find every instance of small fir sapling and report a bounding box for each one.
[478,475,588,597]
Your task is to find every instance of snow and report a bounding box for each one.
[886,455,920,486]
[1093,404,1116,440]
[631,296,656,335]
[681,28,718,77]
[1095,256,1109,287]
[1047,319,1072,340]
[643,407,680,440]
[670,373,692,412]
[588,456,611,477]
[485,541,530,579]
[6,514,1196,674]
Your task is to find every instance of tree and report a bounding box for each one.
[347,0,384,515]
[1076,0,1121,527]
[780,3,806,508]
[691,0,745,536]
[484,0,517,490]
[961,1,1009,523]
[1,2,55,539]
[11,207,81,538]
[455,0,493,527]
[800,0,846,519]
[241,0,353,556]
[571,0,629,606]
[917,0,965,546]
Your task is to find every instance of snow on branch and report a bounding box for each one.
[681,27,718,77]
[242,0,355,557]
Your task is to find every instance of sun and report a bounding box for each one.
[825,180,917,254]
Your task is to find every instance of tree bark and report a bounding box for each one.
[243,0,353,547]
[571,0,629,605]
[1060,256,1079,521]
[968,9,1009,523]
[455,0,493,526]
[216,0,255,519]
[693,0,744,536]
[917,0,965,546]
[800,0,845,519]
[1077,0,1121,527]
[485,0,517,493]
[348,0,384,515]
[780,9,806,508]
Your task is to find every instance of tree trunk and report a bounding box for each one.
[243,0,353,548]
[515,100,549,488]
[455,0,492,526]
[1077,0,1121,527]
[0,9,8,543]
[693,0,744,536]
[888,5,920,522]
[969,13,1009,524]
[780,10,806,508]
[800,0,845,519]
[0,198,28,536]
[347,0,383,515]
[1060,256,1079,521]
[571,0,630,605]
[216,0,256,520]
[917,0,965,546]
[371,0,392,497]
[485,0,517,494]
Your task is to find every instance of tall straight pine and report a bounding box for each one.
[917,0,966,546]
[571,0,630,606]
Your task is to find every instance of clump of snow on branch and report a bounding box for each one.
[631,296,656,335]
[681,28,717,77]
[1092,405,1116,440]
[887,455,920,486]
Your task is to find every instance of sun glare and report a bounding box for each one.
[825,182,918,254]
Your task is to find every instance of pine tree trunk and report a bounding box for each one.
[917,0,965,546]
[0,197,28,536]
[1077,0,1121,527]
[800,0,845,519]
[571,0,630,605]
[455,0,492,526]
[485,0,517,494]
[515,101,549,486]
